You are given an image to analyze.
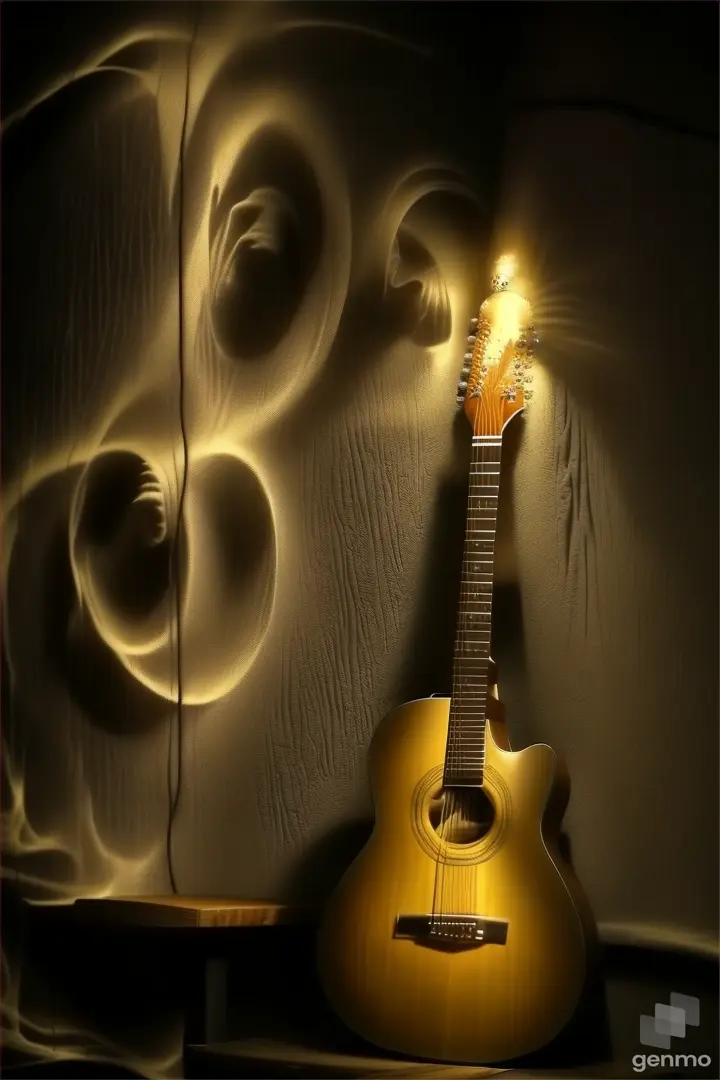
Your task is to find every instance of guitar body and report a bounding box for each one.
[317,695,594,1064]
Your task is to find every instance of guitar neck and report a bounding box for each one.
[444,434,502,788]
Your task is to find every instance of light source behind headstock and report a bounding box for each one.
[456,255,537,437]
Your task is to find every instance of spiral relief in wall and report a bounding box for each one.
[69,445,276,705]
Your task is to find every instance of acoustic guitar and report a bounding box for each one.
[317,256,597,1065]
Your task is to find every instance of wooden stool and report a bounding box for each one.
[67,897,311,1044]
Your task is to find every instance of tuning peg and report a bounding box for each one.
[464,351,473,361]
[467,335,476,345]
[469,317,478,329]
[457,379,468,394]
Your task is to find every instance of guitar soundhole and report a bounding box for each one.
[428,788,495,845]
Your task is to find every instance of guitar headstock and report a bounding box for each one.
[456,254,537,437]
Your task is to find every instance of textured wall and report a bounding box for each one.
[1,1,496,925]
[496,5,719,949]
[2,0,717,1004]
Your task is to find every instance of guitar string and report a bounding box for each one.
[454,434,498,924]
[435,325,526,935]
[431,429,475,929]
[433,433,494,927]
[470,436,493,923]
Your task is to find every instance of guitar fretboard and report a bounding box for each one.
[444,435,501,788]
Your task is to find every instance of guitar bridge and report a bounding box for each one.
[394,914,508,946]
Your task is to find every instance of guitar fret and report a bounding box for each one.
[445,432,505,783]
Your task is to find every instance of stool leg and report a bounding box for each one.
[204,957,228,1043]
[186,955,228,1045]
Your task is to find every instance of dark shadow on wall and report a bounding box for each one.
[1,71,175,481]
[394,408,532,711]
[393,406,471,704]
[278,818,374,909]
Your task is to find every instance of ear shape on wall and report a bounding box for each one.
[207,127,323,362]
[210,185,304,359]
[385,224,452,347]
[69,447,277,705]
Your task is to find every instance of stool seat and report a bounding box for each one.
[68,896,311,929]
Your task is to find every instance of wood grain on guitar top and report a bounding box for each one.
[317,696,594,1065]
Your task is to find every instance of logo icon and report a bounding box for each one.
[640,993,700,1049]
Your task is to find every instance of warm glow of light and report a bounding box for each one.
[482,288,533,368]
[493,252,517,288]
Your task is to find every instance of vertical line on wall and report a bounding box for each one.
[166,4,200,896]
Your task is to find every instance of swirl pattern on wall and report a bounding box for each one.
[185,94,351,442]
[69,445,276,704]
